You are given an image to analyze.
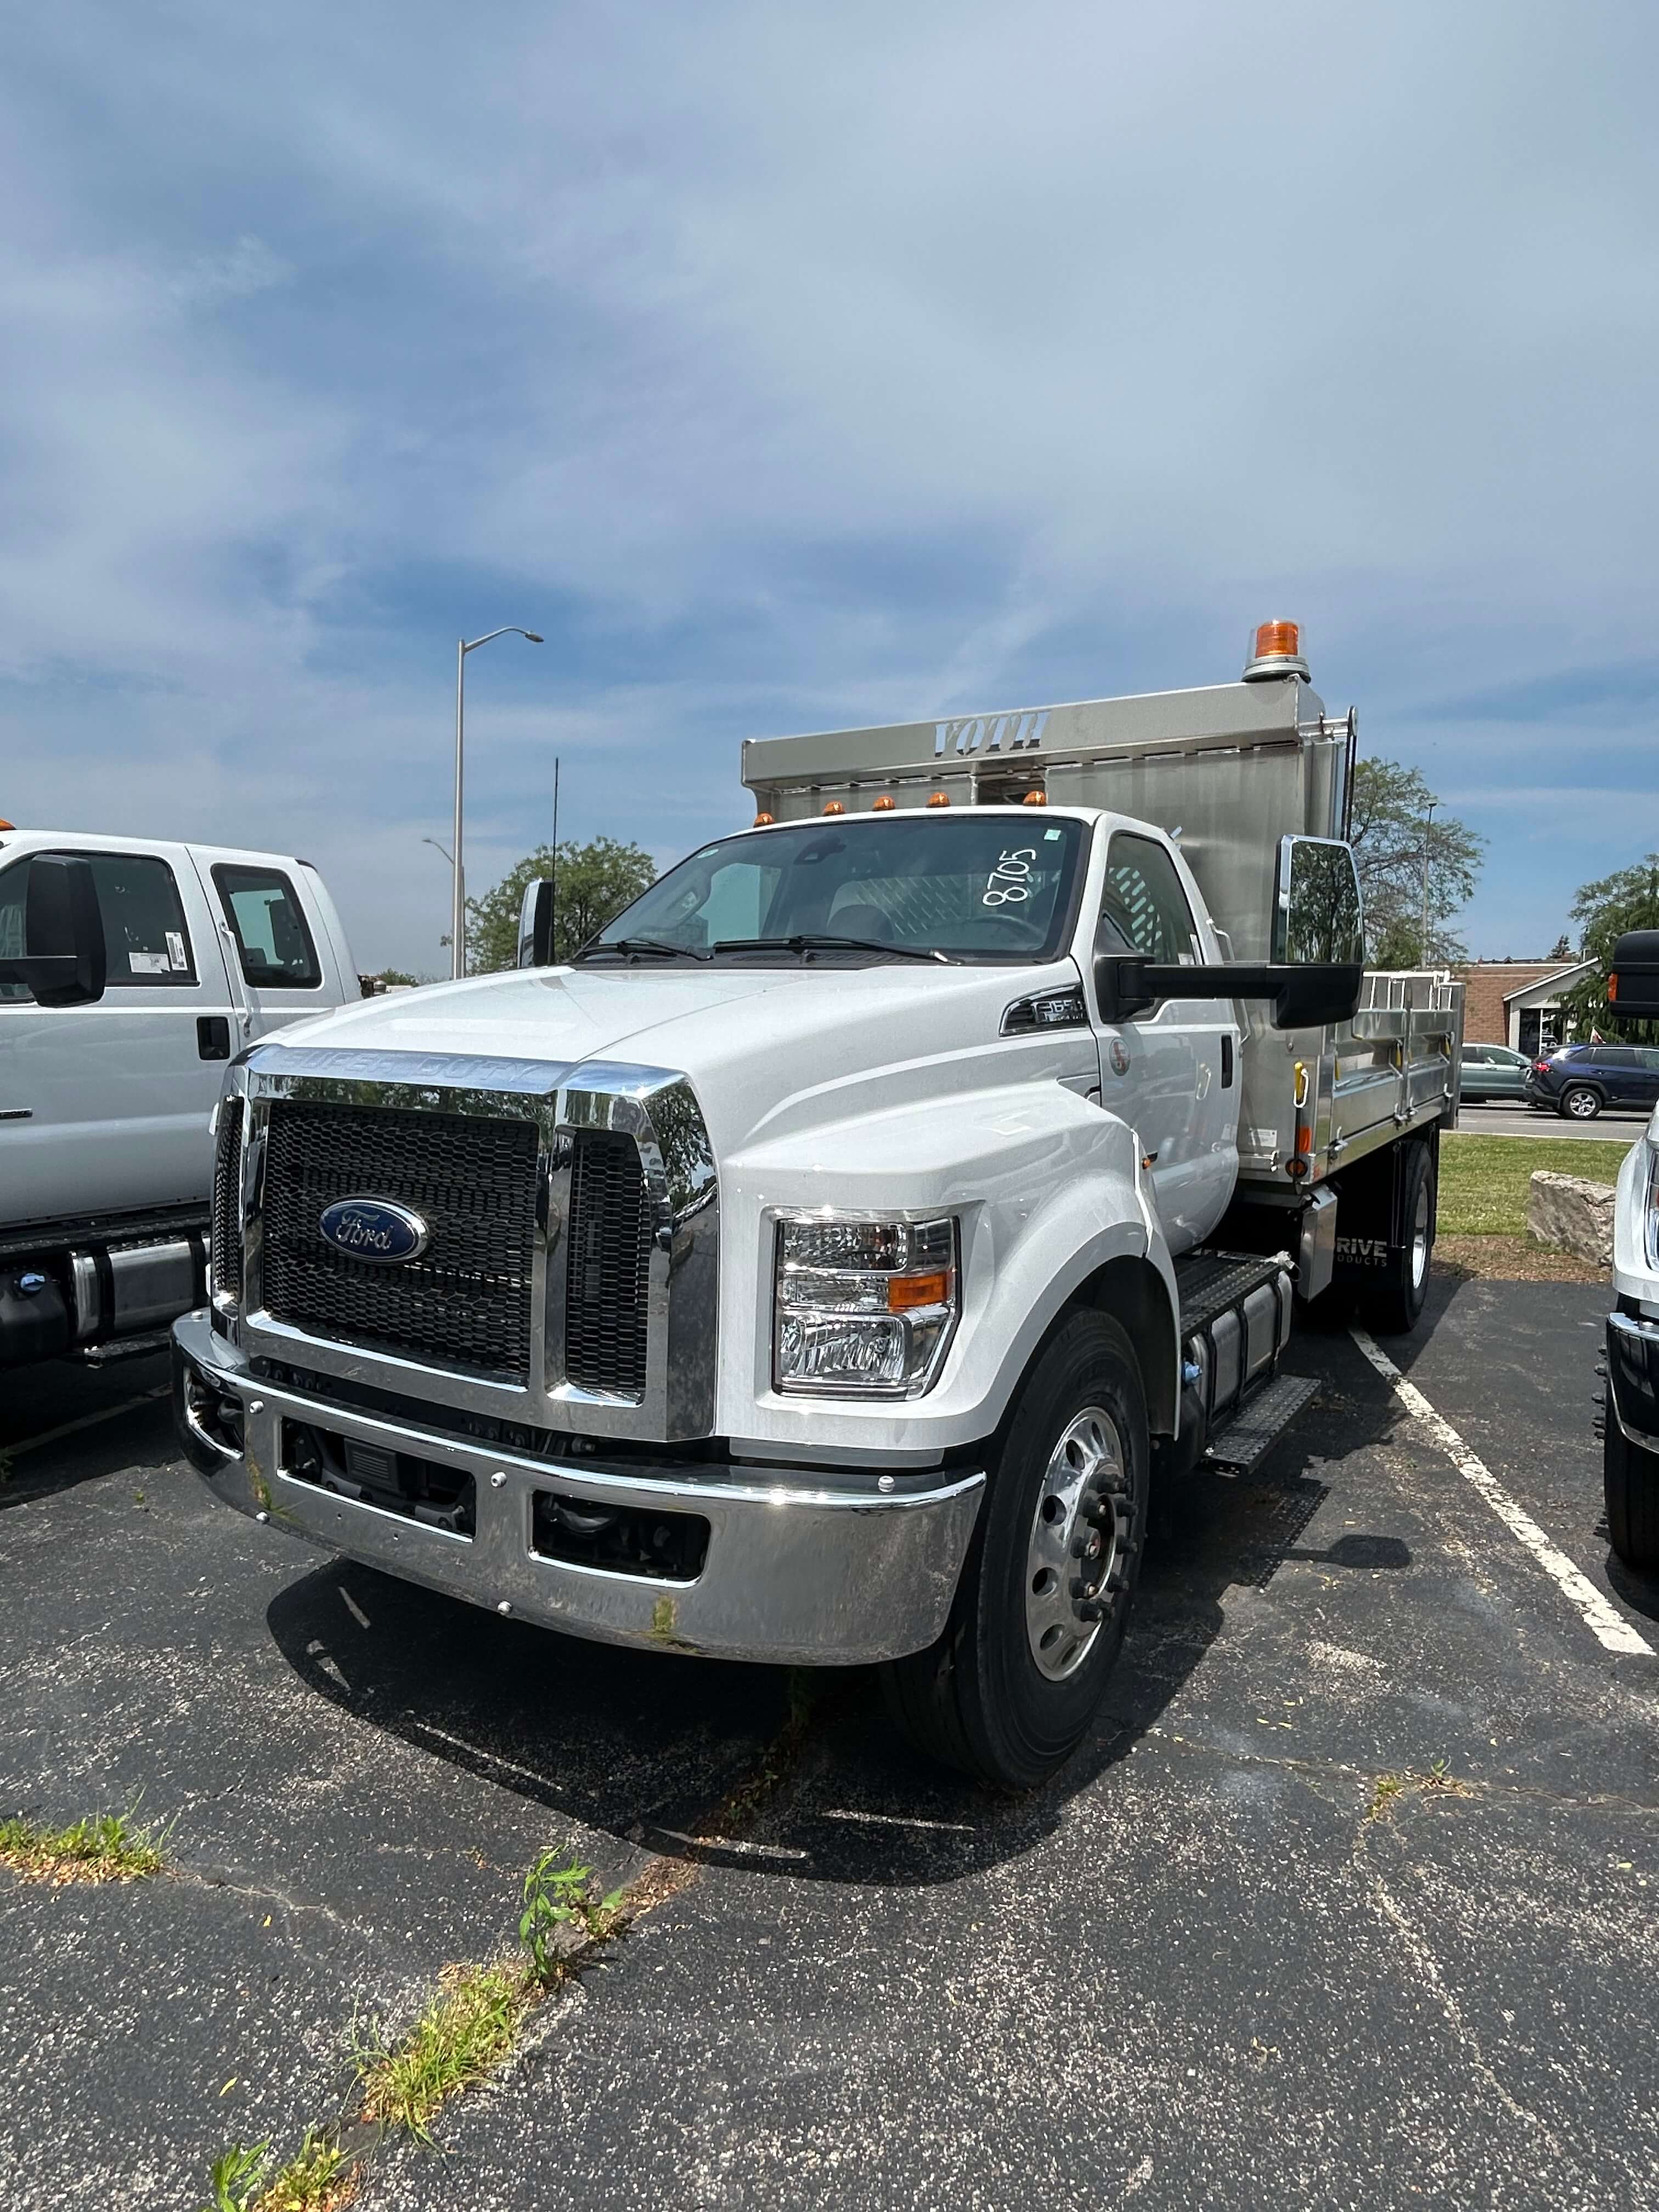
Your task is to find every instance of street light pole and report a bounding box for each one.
[450,626,544,980]
[1419,799,1438,966]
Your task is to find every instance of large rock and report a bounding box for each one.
[1526,1170,1616,1266]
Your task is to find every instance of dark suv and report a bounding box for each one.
[1525,1043,1659,1120]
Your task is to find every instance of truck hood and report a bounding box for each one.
[258,960,1091,1154]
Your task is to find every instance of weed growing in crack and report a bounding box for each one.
[520,1850,625,1983]
[0,1805,168,1883]
[1364,1758,1468,1825]
[197,2131,356,2212]
[356,1961,535,2142]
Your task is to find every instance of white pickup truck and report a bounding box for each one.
[0,828,358,1369]
[173,627,1463,1787]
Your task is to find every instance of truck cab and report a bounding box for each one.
[171,630,1463,1790]
[0,827,358,1367]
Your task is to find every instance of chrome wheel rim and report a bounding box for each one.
[1024,1404,1128,1681]
[1567,1090,1596,1118]
[1410,1176,1430,1291]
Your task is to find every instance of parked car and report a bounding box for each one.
[0,828,358,1368]
[1525,1043,1659,1120]
[1458,1042,1534,1102]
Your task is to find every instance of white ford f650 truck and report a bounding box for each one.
[1,828,359,1369]
[173,627,1463,1787]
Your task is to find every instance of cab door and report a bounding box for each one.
[1087,828,1238,1254]
[0,842,236,1224]
[190,854,345,1040]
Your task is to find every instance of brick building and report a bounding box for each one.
[1454,958,1596,1051]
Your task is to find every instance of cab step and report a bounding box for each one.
[1204,1372,1321,1476]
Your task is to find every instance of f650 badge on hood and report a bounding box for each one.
[317,1197,430,1263]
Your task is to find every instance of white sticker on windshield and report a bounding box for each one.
[1044,828,1061,841]
[166,930,187,969]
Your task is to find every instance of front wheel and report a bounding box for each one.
[882,1310,1149,1791]
[1605,1411,1659,1571]
[1560,1085,1602,1120]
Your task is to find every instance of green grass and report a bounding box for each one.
[198,2131,357,2212]
[356,1960,535,2140]
[1438,1133,1632,1237]
[0,1807,167,1884]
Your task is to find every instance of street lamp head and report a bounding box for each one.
[524,632,544,645]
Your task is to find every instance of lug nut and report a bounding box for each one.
[496,1600,511,1615]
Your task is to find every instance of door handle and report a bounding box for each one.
[197,1016,231,1060]
[0,1107,32,1120]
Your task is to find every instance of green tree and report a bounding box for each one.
[1555,854,1659,1044]
[1347,758,1484,966]
[466,836,658,974]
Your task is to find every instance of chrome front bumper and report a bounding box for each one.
[172,1311,984,1666]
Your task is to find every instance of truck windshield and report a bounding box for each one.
[583,815,1087,966]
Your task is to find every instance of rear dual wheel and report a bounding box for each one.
[883,1311,1148,1791]
[1356,1140,1434,1336]
[1605,1412,1659,1572]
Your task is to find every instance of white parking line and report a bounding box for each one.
[5,1386,171,1461]
[1351,1327,1653,1658]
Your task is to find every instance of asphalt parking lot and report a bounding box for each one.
[3,1274,1657,2210]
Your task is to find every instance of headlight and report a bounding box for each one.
[773,1215,959,1397]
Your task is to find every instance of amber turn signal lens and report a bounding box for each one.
[1252,619,1300,662]
[0,817,14,830]
[752,811,775,826]
[872,794,895,810]
[1022,789,1047,805]
[927,790,951,807]
[887,1269,952,1313]
[823,800,845,816]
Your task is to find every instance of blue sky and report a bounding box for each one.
[2,1,1655,972]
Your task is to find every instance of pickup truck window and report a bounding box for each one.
[0,850,196,998]
[1097,833,1201,965]
[585,815,1087,964]
[213,865,322,989]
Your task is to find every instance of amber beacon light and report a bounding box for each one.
[1242,619,1309,682]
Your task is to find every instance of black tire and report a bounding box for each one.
[1559,1085,1602,1120]
[1605,1410,1659,1571]
[882,1310,1149,1791]
[1356,1139,1434,1336]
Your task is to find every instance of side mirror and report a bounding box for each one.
[1274,836,1365,965]
[1608,930,1659,1018]
[516,878,555,968]
[0,855,106,1006]
[1094,953,1363,1031]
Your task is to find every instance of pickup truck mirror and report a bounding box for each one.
[516,877,555,968]
[1608,929,1659,1017]
[1094,953,1364,1031]
[1274,836,1365,965]
[0,855,106,1006]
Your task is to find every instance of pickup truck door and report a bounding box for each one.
[0,841,239,1224]
[1087,829,1238,1255]
[189,854,351,1041]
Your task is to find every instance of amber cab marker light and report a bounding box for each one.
[0,817,14,831]
[927,791,951,808]
[752,810,775,827]
[822,800,846,816]
[1242,618,1310,682]
[872,794,896,811]
[1022,789,1047,806]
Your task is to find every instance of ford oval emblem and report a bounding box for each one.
[317,1196,430,1264]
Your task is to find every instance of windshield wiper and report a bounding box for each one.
[711,933,953,964]
[577,936,710,962]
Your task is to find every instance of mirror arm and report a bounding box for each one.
[1095,956,1364,1030]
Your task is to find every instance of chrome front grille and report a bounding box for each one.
[260,1099,539,1380]
[212,1097,244,1300]
[234,1046,719,1441]
[565,1130,653,1397]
